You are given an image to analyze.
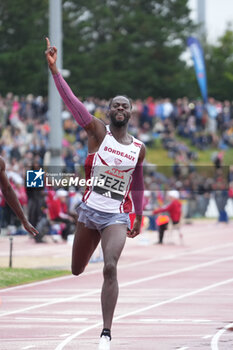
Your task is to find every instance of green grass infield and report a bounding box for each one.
[0,268,71,288]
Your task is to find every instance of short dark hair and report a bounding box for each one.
[108,95,132,109]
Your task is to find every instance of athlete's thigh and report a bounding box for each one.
[101,224,127,264]
[72,221,101,273]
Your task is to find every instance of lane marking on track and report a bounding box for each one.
[15,317,88,323]
[211,322,233,350]
[119,255,233,288]
[21,346,36,350]
[0,224,209,258]
[1,255,233,318]
[202,335,213,339]
[1,241,233,293]
[59,334,71,338]
[139,319,212,324]
[54,277,233,350]
[0,289,101,317]
[177,347,189,350]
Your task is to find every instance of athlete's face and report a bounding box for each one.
[109,96,131,127]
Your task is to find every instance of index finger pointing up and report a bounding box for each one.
[45,37,51,48]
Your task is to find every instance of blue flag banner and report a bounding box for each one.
[187,37,208,103]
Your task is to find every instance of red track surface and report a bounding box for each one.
[0,220,233,350]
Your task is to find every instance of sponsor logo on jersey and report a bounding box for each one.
[114,158,122,165]
[105,168,124,179]
[133,141,141,148]
[102,191,112,198]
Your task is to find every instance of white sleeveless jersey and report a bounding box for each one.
[83,125,142,213]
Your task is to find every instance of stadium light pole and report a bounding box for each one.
[48,0,63,167]
[197,0,206,42]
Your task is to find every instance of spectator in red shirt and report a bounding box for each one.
[47,189,74,240]
[153,190,183,244]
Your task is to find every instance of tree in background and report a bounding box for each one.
[5,0,233,101]
[0,0,48,96]
[205,28,233,101]
[63,0,196,99]
[0,0,196,98]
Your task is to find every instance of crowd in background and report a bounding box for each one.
[0,92,233,237]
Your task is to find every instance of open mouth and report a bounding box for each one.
[116,115,124,120]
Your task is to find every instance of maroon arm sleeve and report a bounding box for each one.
[53,73,93,127]
[131,162,144,215]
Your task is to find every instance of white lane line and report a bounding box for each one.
[192,319,212,323]
[202,335,213,339]
[21,346,36,350]
[119,255,233,288]
[114,279,233,323]
[211,322,233,350]
[0,289,100,317]
[59,334,71,338]
[117,242,233,274]
[177,347,189,350]
[1,241,233,293]
[139,319,212,324]
[1,255,233,318]
[54,277,233,350]
[15,317,88,323]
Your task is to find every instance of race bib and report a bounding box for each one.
[93,166,131,201]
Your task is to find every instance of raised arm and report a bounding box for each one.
[128,144,146,238]
[45,37,106,152]
[0,157,38,236]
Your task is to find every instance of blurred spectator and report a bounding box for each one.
[206,97,218,134]
[0,89,232,231]
[153,190,183,244]
[46,189,74,241]
[213,170,229,223]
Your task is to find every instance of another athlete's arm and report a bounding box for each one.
[45,38,106,152]
[153,203,171,215]
[128,144,146,238]
[0,157,38,236]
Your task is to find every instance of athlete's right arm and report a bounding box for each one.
[45,38,106,149]
[0,157,38,236]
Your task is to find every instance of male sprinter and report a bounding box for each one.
[45,38,145,350]
[0,156,38,236]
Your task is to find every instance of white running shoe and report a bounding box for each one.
[98,335,111,350]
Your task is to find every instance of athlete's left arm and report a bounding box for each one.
[127,144,146,238]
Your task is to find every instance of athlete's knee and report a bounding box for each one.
[71,264,86,276]
[103,262,117,281]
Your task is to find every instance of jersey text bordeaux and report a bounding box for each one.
[83,125,142,213]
